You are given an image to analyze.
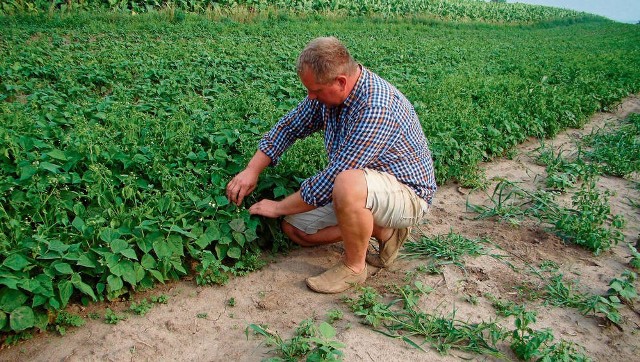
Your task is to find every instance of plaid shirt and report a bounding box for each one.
[259,66,437,207]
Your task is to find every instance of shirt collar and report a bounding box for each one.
[341,64,365,109]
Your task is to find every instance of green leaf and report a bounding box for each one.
[3,254,30,271]
[120,248,138,260]
[218,236,232,245]
[149,269,164,283]
[120,261,137,286]
[47,239,70,254]
[195,232,215,249]
[108,259,125,276]
[93,112,107,120]
[47,149,68,161]
[48,297,60,310]
[18,278,41,293]
[39,161,60,173]
[71,273,97,301]
[77,254,97,268]
[71,217,86,233]
[138,233,160,254]
[62,251,81,262]
[232,232,245,247]
[138,219,158,229]
[215,244,229,259]
[227,247,241,259]
[54,262,74,275]
[214,195,230,207]
[107,275,124,292]
[0,277,19,289]
[318,321,336,339]
[205,224,221,240]
[33,311,49,331]
[104,251,120,268]
[0,289,28,312]
[273,185,288,198]
[169,225,196,239]
[100,228,121,243]
[244,228,258,243]
[400,335,427,352]
[0,311,6,330]
[170,236,185,257]
[246,323,272,338]
[153,240,172,259]
[140,254,157,269]
[73,202,85,216]
[134,263,145,283]
[229,218,245,232]
[19,165,37,181]
[109,239,128,253]
[170,260,187,275]
[10,306,35,331]
[58,280,73,308]
[32,295,48,308]
[609,295,621,304]
[35,274,54,296]
[609,280,623,292]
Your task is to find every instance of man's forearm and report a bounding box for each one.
[245,149,271,175]
[278,191,316,216]
[248,191,316,218]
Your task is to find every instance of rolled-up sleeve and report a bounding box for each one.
[258,98,322,165]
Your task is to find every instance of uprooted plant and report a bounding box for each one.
[246,318,345,362]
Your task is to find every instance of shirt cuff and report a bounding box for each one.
[258,140,280,166]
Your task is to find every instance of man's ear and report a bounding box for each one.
[336,75,348,89]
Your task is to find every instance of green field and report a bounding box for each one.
[1,0,639,339]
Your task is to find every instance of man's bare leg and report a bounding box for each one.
[282,212,394,249]
[304,169,401,293]
[281,221,342,247]
[332,169,373,273]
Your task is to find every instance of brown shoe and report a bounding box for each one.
[366,227,410,268]
[305,263,368,294]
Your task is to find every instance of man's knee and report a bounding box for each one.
[333,169,367,204]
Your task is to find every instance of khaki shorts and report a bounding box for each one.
[285,169,429,234]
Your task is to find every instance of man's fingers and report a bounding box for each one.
[226,185,236,204]
[226,178,242,204]
[226,176,256,206]
[235,185,256,206]
[230,185,247,206]
[248,201,262,215]
[235,189,245,206]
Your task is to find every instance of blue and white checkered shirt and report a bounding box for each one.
[259,66,437,207]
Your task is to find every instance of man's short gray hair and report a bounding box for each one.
[296,37,359,84]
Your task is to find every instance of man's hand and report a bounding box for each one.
[248,199,282,218]
[226,168,259,206]
[226,150,272,206]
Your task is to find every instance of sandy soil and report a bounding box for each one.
[1,96,639,362]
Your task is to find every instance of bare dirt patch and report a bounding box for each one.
[1,96,639,361]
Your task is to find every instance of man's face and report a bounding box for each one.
[299,68,345,107]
